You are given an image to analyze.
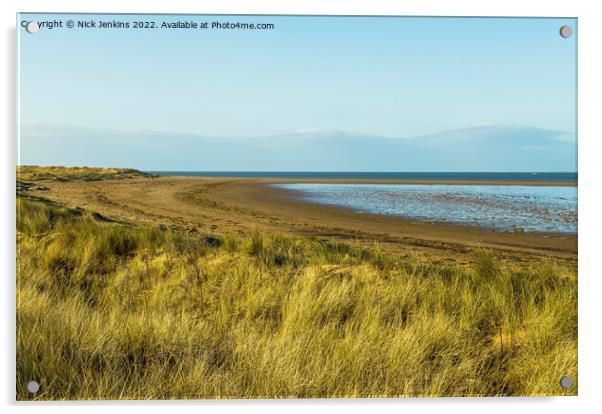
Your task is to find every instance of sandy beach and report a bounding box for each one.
[22,175,577,264]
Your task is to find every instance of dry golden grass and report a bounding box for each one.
[16,197,577,400]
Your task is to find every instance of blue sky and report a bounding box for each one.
[18,14,577,171]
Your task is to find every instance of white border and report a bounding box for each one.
[3,1,601,413]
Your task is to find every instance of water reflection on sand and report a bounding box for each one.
[272,183,577,233]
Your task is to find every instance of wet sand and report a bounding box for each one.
[23,176,577,264]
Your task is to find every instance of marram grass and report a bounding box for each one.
[16,197,577,400]
[16,165,156,183]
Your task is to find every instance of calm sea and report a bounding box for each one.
[150,171,577,182]
[273,183,577,233]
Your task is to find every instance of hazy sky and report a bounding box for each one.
[18,14,577,170]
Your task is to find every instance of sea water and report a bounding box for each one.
[152,171,577,182]
[271,183,577,233]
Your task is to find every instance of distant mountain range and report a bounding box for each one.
[19,124,576,172]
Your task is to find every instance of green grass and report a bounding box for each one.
[16,197,577,400]
[17,165,156,183]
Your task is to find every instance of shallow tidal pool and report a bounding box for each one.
[272,183,577,233]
